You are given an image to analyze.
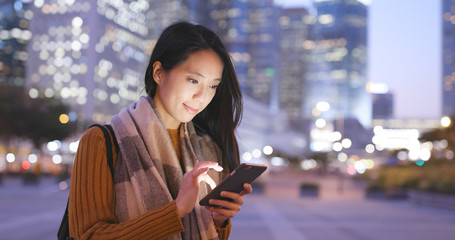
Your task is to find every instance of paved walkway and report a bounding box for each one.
[230,195,455,240]
[1,175,455,240]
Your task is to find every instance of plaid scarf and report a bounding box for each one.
[110,96,222,240]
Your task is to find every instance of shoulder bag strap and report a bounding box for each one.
[57,124,117,240]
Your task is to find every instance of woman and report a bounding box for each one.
[68,21,251,239]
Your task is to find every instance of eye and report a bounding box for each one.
[188,78,198,84]
[209,84,219,89]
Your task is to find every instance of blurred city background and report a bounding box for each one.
[1,0,455,239]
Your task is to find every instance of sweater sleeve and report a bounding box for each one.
[68,127,184,239]
[216,220,231,240]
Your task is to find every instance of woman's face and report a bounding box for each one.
[153,49,223,129]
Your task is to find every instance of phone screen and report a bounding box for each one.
[199,163,267,206]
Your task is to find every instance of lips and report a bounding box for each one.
[183,103,199,114]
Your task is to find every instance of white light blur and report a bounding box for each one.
[28,154,37,164]
[438,139,448,149]
[34,0,44,8]
[52,155,63,164]
[408,150,420,161]
[6,153,15,163]
[419,149,431,161]
[421,141,433,150]
[366,82,389,94]
[330,131,342,142]
[310,142,327,152]
[373,126,383,134]
[371,136,380,145]
[397,151,408,161]
[47,141,59,152]
[242,152,252,162]
[341,138,352,149]
[252,149,262,158]
[337,152,348,162]
[315,118,326,128]
[375,144,385,151]
[29,88,39,98]
[72,17,83,28]
[301,159,317,170]
[441,116,451,128]
[69,141,79,153]
[365,144,375,153]
[354,161,366,174]
[316,101,330,112]
[270,157,286,166]
[332,142,342,152]
[445,150,454,159]
[372,128,420,151]
[263,145,273,155]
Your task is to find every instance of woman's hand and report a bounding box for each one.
[204,183,253,227]
[175,161,223,218]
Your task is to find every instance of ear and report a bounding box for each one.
[152,61,164,85]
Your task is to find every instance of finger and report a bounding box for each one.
[240,183,253,196]
[218,191,244,205]
[214,191,244,208]
[195,161,223,172]
[192,167,209,178]
[206,205,237,218]
[202,174,217,189]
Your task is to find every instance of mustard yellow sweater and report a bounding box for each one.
[69,126,231,239]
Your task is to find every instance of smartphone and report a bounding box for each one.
[199,163,267,206]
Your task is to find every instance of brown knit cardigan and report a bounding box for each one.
[68,127,231,239]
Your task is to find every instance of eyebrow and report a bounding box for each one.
[188,71,221,82]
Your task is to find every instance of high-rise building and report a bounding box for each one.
[0,0,32,87]
[24,0,285,126]
[372,93,394,119]
[368,82,394,119]
[442,0,455,116]
[303,0,370,128]
[279,7,309,121]
[26,0,188,126]
[199,0,281,110]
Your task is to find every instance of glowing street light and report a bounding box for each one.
[341,138,352,149]
[263,145,273,155]
[441,116,451,128]
[59,113,70,124]
[316,101,330,112]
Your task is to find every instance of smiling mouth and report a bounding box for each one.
[183,104,199,114]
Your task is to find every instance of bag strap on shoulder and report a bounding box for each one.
[57,124,118,240]
[89,124,118,176]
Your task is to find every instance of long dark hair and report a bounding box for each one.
[144,21,242,172]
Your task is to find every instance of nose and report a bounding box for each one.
[193,85,208,103]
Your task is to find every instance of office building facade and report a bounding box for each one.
[279,7,309,121]
[199,0,281,110]
[443,0,455,116]
[26,0,188,125]
[0,0,32,87]
[303,0,370,128]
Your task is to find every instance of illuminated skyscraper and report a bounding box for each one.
[26,0,188,125]
[442,0,455,116]
[303,0,370,128]
[279,7,309,121]
[372,93,394,119]
[0,0,32,87]
[199,0,281,109]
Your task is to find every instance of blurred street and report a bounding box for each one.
[1,173,455,240]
